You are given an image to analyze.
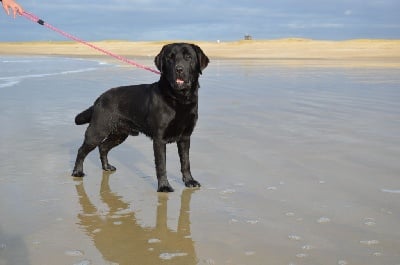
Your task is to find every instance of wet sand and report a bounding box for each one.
[1,49,400,264]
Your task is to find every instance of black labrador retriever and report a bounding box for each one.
[72,43,209,192]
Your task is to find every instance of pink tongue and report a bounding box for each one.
[176,79,184,85]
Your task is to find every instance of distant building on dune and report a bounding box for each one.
[244,34,253,40]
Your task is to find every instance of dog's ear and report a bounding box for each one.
[155,44,169,72]
[191,44,209,74]
[154,50,163,72]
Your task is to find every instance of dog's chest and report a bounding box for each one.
[163,107,197,142]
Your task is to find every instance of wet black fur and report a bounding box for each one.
[72,43,209,192]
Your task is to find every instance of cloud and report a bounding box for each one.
[286,23,344,29]
[344,9,353,15]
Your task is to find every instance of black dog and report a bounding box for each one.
[72,43,209,192]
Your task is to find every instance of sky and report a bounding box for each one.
[0,0,399,42]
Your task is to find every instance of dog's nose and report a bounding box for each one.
[175,65,184,74]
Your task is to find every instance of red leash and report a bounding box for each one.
[21,11,161,75]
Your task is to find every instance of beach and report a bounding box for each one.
[1,41,400,265]
[1,39,400,67]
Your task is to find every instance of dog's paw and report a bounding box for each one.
[157,184,174,193]
[157,178,174,192]
[184,179,201,188]
[102,164,116,171]
[72,170,85,178]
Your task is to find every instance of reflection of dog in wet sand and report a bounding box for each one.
[75,172,197,265]
[72,43,209,192]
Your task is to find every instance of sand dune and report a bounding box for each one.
[1,39,399,61]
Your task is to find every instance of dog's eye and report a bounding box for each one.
[167,53,175,60]
[184,54,192,60]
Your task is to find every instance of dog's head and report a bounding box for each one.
[155,43,209,102]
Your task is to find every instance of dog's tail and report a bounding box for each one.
[75,106,94,125]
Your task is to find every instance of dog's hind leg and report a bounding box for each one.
[72,124,109,177]
[99,133,128,171]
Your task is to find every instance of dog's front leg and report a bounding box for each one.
[153,139,174,192]
[177,138,201,188]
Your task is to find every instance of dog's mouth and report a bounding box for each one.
[175,78,191,89]
[176,78,185,85]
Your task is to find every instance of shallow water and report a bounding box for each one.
[1,56,399,265]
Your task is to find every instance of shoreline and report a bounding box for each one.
[1,39,400,67]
